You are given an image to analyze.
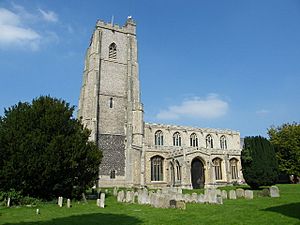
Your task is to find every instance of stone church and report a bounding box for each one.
[78,17,243,189]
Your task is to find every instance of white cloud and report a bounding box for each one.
[38,8,58,23]
[156,94,229,120]
[0,8,40,50]
[0,5,59,50]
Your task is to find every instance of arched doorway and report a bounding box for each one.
[191,158,205,189]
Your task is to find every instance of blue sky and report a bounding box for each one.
[0,0,299,137]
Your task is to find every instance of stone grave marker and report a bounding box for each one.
[245,190,253,199]
[236,188,245,198]
[117,190,125,202]
[100,193,105,208]
[67,199,71,208]
[269,186,280,197]
[229,190,237,199]
[221,190,228,199]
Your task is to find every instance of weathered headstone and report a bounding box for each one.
[236,188,245,198]
[117,190,125,202]
[139,189,149,204]
[36,208,40,214]
[216,189,222,196]
[269,186,280,197]
[197,194,205,203]
[207,189,217,204]
[176,200,186,210]
[184,194,191,203]
[191,193,198,203]
[125,191,133,203]
[221,190,228,199]
[100,193,105,208]
[229,190,237,199]
[216,196,223,204]
[96,198,101,207]
[244,190,253,199]
[7,197,11,207]
[113,187,118,196]
[67,199,71,208]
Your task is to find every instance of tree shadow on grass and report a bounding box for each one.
[3,212,143,225]
[263,202,300,220]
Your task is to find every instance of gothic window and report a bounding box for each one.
[220,135,227,149]
[109,43,117,59]
[173,132,181,146]
[176,161,181,181]
[213,158,222,180]
[230,158,238,180]
[151,156,164,181]
[206,134,214,148]
[190,133,198,147]
[109,97,113,108]
[110,170,116,179]
[154,130,164,146]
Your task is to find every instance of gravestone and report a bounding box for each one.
[58,196,63,207]
[216,196,223,204]
[7,197,11,207]
[125,191,134,203]
[207,189,217,204]
[82,193,87,203]
[36,208,40,214]
[176,193,183,201]
[100,193,105,208]
[117,190,125,202]
[269,186,280,197]
[184,194,191,203]
[236,188,245,198]
[197,194,205,203]
[229,190,237,199]
[176,201,186,210]
[191,193,198,203]
[139,189,149,204]
[216,189,222,196]
[169,199,176,208]
[245,190,253,199]
[113,187,118,196]
[221,190,228,199]
[67,199,71,208]
[96,198,100,207]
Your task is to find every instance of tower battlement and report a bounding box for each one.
[96,17,136,35]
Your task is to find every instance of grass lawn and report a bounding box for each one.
[0,184,299,225]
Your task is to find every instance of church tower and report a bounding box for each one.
[78,17,144,187]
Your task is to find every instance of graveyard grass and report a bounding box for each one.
[1,184,299,225]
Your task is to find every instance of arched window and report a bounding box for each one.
[109,97,113,108]
[230,158,238,180]
[173,132,181,146]
[154,130,163,146]
[213,158,222,180]
[220,135,227,149]
[109,43,117,59]
[206,134,214,148]
[190,133,198,147]
[151,156,164,181]
[176,161,181,181]
[110,170,116,179]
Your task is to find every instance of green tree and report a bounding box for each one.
[268,123,300,180]
[0,96,102,200]
[241,136,278,189]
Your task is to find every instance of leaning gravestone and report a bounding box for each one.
[117,190,125,202]
[7,197,11,207]
[191,193,198,203]
[236,188,245,198]
[100,193,105,208]
[269,186,280,197]
[245,190,253,199]
[229,190,237,199]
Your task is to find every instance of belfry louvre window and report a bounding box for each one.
[110,170,116,179]
[190,133,198,147]
[109,43,117,59]
[206,134,214,148]
[173,132,181,146]
[230,158,238,179]
[220,135,227,149]
[151,156,164,181]
[154,130,164,146]
[213,158,222,180]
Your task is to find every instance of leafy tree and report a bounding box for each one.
[0,96,102,200]
[241,136,278,189]
[268,123,300,181]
